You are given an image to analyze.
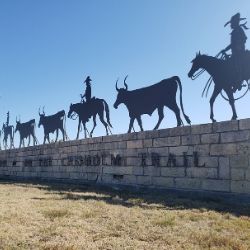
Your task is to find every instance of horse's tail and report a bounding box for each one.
[102,100,113,128]
[174,76,191,125]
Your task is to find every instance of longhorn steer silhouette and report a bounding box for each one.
[113,76,191,133]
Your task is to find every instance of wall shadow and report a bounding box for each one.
[0,179,249,217]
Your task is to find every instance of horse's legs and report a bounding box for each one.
[224,88,238,120]
[27,135,30,146]
[136,116,144,131]
[128,117,135,133]
[98,112,109,136]
[76,120,81,140]
[210,86,221,123]
[43,135,46,144]
[55,129,59,142]
[90,115,97,137]
[83,123,87,138]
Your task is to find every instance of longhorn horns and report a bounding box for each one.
[115,75,128,91]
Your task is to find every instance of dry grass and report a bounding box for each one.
[0,181,249,250]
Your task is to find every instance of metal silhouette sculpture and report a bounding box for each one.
[68,99,112,139]
[38,107,68,144]
[81,76,92,103]
[15,117,38,148]
[113,76,191,133]
[2,112,15,149]
[188,13,250,122]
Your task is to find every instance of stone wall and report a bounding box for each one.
[0,119,250,194]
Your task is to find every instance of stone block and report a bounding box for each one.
[191,123,212,134]
[169,146,193,156]
[153,137,180,147]
[199,157,218,168]
[246,170,250,181]
[126,157,140,166]
[193,144,210,156]
[210,144,237,156]
[143,139,153,148]
[103,166,133,175]
[186,167,217,179]
[239,118,250,130]
[136,175,151,185]
[219,157,230,179]
[87,173,98,181]
[175,178,201,190]
[181,135,200,145]
[202,179,230,192]
[127,140,143,149]
[152,177,174,187]
[231,169,245,180]
[132,166,144,176]
[143,166,161,176]
[213,120,238,133]
[231,181,250,194]
[201,133,219,144]
[161,167,186,177]
[158,126,191,137]
[221,130,250,143]
[230,155,249,168]
[123,175,137,184]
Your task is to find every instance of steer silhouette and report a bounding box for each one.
[15,118,38,148]
[38,107,68,144]
[114,76,191,133]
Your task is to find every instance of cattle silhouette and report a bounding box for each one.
[2,112,14,149]
[68,98,112,139]
[38,107,68,144]
[114,76,191,133]
[15,118,38,148]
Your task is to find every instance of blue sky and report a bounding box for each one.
[1,1,250,144]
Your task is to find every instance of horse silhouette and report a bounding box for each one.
[68,98,112,139]
[2,123,14,149]
[113,76,191,133]
[188,52,250,122]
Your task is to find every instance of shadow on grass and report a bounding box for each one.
[1,179,250,217]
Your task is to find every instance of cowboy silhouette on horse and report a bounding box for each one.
[188,13,250,122]
[220,13,249,92]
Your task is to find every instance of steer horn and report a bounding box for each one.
[115,78,119,92]
[38,107,41,116]
[42,106,45,115]
[124,75,128,90]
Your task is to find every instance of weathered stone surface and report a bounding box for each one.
[153,137,180,147]
[201,133,219,144]
[239,118,250,130]
[219,157,230,179]
[158,126,191,137]
[127,140,143,149]
[210,144,237,156]
[191,124,212,134]
[221,130,250,143]
[202,179,230,192]
[231,181,250,193]
[161,167,186,177]
[169,146,193,156]
[230,155,249,169]
[136,176,151,185]
[175,178,201,190]
[213,120,238,133]
[186,167,217,179]
[231,169,245,180]
[152,177,174,187]
[182,135,200,145]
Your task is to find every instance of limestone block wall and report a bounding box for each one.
[0,119,250,194]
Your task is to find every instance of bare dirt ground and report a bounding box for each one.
[0,180,249,250]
